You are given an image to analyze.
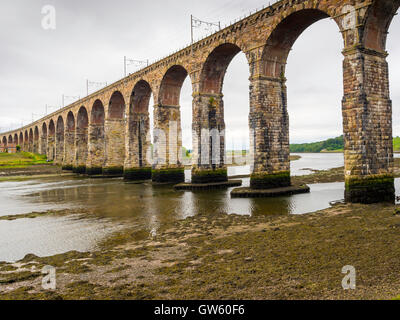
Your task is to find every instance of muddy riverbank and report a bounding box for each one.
[1,202,400,300]
[1,155,400,299]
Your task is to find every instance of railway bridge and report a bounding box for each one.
[1,0,399,203]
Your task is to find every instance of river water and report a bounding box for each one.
[0,153,396,262]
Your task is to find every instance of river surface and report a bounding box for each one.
[0,153,396,262]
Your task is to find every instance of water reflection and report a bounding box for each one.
[0,176,345,220]
[226,152,345,177]
[0,152,392,263]
[0,215,120,262]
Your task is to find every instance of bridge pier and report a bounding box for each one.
[47,135,55,161]
[23,133,28,153]
[191,93,227,184]
[73,108,89,174]
[342,47,395,204]
[103,118,125,176]
[63,127,75,170]
[33,137,39,154]
[86,123,105,175]
[248,75,291,189]
[124,112,152,181]
[152,104,185,183]
[73,128,88,173]
[40,128,47,156]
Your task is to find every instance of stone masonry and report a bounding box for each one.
[1,0,399,203]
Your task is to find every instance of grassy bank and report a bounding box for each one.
[0,152,48,169]
[0,152,62,178]
[291,136,400,153]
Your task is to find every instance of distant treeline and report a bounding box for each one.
[290,136,344,153]
[291,136,400,153]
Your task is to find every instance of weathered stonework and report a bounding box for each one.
[342,48,395,203]
[191,94,227,183]
[124,112,152,180]
[248,75,290,189]
[1,0,398,204]
[152,104,185,183]
[74,128,88,173]
[104,119,125,175]
[86,124,104,175]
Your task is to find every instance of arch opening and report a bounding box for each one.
[387,10,400,142]
[223,52,251,173]
[108,91,126,119]
[261,9,331,78]
[151,65,192,183]
[200,44,242,94]
[192,43,245,184]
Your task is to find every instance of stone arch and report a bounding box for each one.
[151,66,192,182]
[246,8,346,191]
[8,135,12,144]
[87,100,105,175]
[41,123,47,156]
[55,116,64,164]
[199,43,244,94]
[48,120,55,161]
[74,106,89,173]
[363,0,400,52]
[260,9,340,79]
[91,100,105,124]
[104,92,126,175]
[63,111,75,170]
[14,133,18,146]
[108,91,126,119]
[34,126,39,154]
[124,80,153,180]
[192,43,246,183]
[159,65,188,106]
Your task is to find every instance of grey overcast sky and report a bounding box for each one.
[0,0,399,149]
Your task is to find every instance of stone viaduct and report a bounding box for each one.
[1,0,399,203]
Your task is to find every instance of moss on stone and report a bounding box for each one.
[250,171,291,190]
[102,166,124,176]
[152,168,185,183]
[345,174,395,204]
[124,167,152,181]
[72,166,86,174]
[86,167,103,176]
[191,168,228,184]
